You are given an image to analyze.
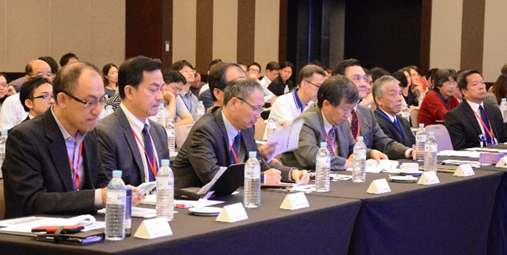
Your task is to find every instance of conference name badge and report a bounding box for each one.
[454,164,475,177]
[216,203,248,223]
[367,178,391,194]
[134,217,173,239]
[280,192,310,210]
[417,171,440,185]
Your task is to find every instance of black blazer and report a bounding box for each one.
[445,99,507,150]
[2,110,109,218]
[374,110,416,148]
[267,76,294,96]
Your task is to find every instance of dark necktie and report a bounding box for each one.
[231,132,241,164]
[328,127,337,155]
[479,105,492,144]
[393,117,404,139]
[350,109,359,140]
[142,124,157,181]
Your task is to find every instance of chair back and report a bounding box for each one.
[410,109,419,128]
[255,118,266,141]
[425,124,453,152]
[175,124,193,148]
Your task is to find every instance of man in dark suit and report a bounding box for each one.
[333,59,413,159]
[372,75,416,147]
[281,75,387,169]
[445,70,507,150]
[97,56,169,186]
[2,62,110,218]
[172,78,309,189]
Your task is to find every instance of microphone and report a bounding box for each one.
[478,134,486,166]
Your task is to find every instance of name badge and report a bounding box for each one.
[134,217,173,239]
[280,192,310,210]
[367,178,391,194]
[495,156,507,168]
[417,171,440,185]
[454,164,475,177]
[216,203,248,223]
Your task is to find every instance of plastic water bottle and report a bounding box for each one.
[500,98,507,123]
[244,151,261,208]
[0,130,7,177]
[418,91,425,107]
[400,103,410,122]
[197,100,205,119]
[156,159,174,221]
[166,119,175,156]
[352,136,367,183]
[104,105,114,117]
[315,142,330,192]
[156,103,167,127]
[266,112,277,140]
[424,131,438,172]
[415,124,426,161]
[283,85,290,94]
[105,170,126,241]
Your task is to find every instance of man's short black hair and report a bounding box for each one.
[209,62,243,101]
[171,60,194,71]
[163,69,186,85]
[317,75,358,108]
[38,56,59,74]
[59,53,78,67]
[118,56,163,99]
[20,76,51,112]
[332,58,361,75]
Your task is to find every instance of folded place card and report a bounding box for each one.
[495,157,507,168]
[216,203,248,223]
[366,178,391,194]
[134,217,172,239]
[417,171,440,185]
[454,164,475,177]
[280,192,310,210]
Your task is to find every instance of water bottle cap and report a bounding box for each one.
[249,151,257,157]
[112,170,122,177]
[106,105,112,110]
[161,159,170,166]
[320,142,327,147]
[357,136,364,141]
[160,102,164,106]
[429,131,435,136]
[404,103,408,107]
[199,100,203,104]
[167,118,173,123]
[1,130,7,135]
[419,123,424,128]
[503,98,506,102]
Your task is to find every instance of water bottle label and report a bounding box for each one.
[157,177,170,188]
[354,150,366,159]
[107,190,126,205]
[0,145,5,153]
[416,135,427,142]
[316,157,330,167]
[425,144,437,152]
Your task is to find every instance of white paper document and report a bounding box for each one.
[0,214,103,236]
[266,118,304,161]
[437,150,480,158]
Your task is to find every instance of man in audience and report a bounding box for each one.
[19,76,54,121]
[97,56,169,186]
[372,76,415,147]
[333,59,413,160]
[268,61,295,96]
[204,62,246,110]
[190,71,204,97]
[9,56,59,92]
[198,59,223,110]
[60,52,79,67]
[281,75,387,169]
[172,60,199,121]
[2,62,110,218]
[162,70,194,127]
[172,78,309,189]
[0,59,53,130]
[271,64,326,127]
[259,61,279,90]
[445,70,507,150]
[246,62,276,103]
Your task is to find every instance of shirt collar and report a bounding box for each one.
[221,110,239,142]
[120,103,149,134]
[466,100,484,113]
[436,90,450,104]
[50,106,86,144]
[263,76,272,84]
[321,111,334,134]
[378,108,397,122]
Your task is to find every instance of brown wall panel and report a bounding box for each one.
[126,0,163,60]
[237,0,255,65]
[196,0,213,73]
[460,0,485,73]
[420,0,432,74]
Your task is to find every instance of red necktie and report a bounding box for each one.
[351,109,359,139]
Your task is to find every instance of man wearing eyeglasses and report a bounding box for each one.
[171,60,199,121]
[271,64,326,128]
[97,56,169,186]
[172,78,310,189]
[2,62,112,218]
[0,59,53,130]
[19,76,54,121]
[246,62,275,103]
[162,69,194,128]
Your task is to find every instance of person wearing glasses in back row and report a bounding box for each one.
[172,78,310,189]
[19,76,55,122]
[3,61,124,218]
[271,64,327,128]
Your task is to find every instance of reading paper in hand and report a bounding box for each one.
[266,118,304,161]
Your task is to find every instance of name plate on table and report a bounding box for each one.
[134,217,172,239]
[454,164,475,177]
[366,178,391,194]
[495,156,507,168]
[479,153,504,165]
[280,192,310,210]
[417,171,440,185]
[216,203,248,223]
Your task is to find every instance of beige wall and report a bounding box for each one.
[0,0,125,73]
[255,0,279,76]
[172,0,197,66]
[483,0,507,82]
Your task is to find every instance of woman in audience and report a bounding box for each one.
[102,63,118,98]
[417,69,459,126]
[268,61,294,95]
[392,70,419,107]
[0,73,10,110]
[484,74,507,107]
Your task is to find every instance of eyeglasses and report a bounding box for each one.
[33,94,54,100]
[0,82,7,87]
[305,80,321,88]
[248,69,260,74]
[168,84,182,93]
[180,69,196,75]
[32,72,54,79]
[237,97,264,114]
[63,91,106,109]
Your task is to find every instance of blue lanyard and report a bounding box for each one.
[180,94,192,112]
[375,109,403,139]
[292,89,304,113]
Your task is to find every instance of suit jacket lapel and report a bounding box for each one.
[116,107,146,181]
[462,100,483,137]
[214,108,232,163]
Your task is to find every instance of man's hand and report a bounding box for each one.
[269,158,283,165]
[263,169,281,184]
[291,170,310,185]
[163,90,175,104]
[128,186,146,207]
[344,154,354,168]
[6,86,16,96]
[101,188,107,207]
[370,150,388,162]
[259,141,279,161]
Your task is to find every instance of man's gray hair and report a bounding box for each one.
[223,78,262,106]
[372,75,400,106]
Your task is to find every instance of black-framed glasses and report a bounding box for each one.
[237,97,264,114]
[33,94,54,100]
[168,83,182,93]
[305,80,321,88]
[63,91,105,109]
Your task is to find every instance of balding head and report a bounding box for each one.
[25,59,53,82]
